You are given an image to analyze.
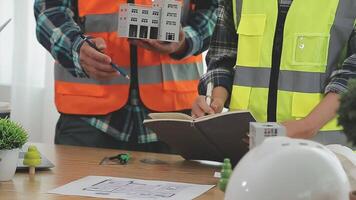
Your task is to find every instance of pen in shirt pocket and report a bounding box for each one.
[80,34,130,80]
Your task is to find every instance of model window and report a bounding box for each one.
[141,19,148,23]
[150,27,158,39]
[168,4,178,9]
[132,9,138,13]
[131,18,137,22]
[152,20,158,24]
[129,25,138,38]
[166,32,175,41]
[142,10,149,14]
[167,13,177,17]
[153,11,159,16]
[166,21,176,26]
[139,26,149,38]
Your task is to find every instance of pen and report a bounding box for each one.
[206,81,213,106]
[80,34,130,80]
[0,19,11,33]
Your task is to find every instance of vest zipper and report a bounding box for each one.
[267,2,289,122]
[127,0,139,143]
[127,0,138,96]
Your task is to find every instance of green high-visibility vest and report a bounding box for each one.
[230,0,356,132]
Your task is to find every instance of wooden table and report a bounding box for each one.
[0,144,224,200]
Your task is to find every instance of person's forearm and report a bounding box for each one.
[284,92,340,139]
[212,86,229,103]
[304,92,340,134]
[34,0,84,76]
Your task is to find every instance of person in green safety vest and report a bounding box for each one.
[192,0,356,145]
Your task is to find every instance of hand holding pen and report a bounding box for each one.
[191,82,228,118]
[78,35,130,80]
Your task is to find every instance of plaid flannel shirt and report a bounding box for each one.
[34,0,218,143]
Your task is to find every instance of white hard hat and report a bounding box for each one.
[225,137,350,200]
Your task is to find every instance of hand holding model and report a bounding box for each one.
[79,38,118,81]
[129,29,187,55]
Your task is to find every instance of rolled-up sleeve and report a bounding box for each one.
[198,1,237,96]
[325,27,356,94]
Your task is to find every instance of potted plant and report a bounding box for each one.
[0,118,28,181]
[338,79,356,199]
[338,79,356,144]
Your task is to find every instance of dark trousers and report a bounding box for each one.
[55,114,172,153]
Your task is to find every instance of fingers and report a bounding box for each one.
[81,62,118,81]
[146,40,175,53]
[178,28,185,42]
[81,53,115,73]
[191,96,215,118]
[79,37,118,81]
[81,43,111,64]
[91,37,107,50]
[210,98,224,113]
[129,38,177,54]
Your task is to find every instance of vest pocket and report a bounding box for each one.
[292,33,329,68]
[236,14,266,67]
[291,92,322,119]
[56,84,106,97]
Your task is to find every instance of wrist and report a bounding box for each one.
[302,117,319,137]
[72,35,88,77]
[173,38,188,55]
[212,86,228,104]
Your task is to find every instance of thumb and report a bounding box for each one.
[210,99,223,113]
[91,37,107,51]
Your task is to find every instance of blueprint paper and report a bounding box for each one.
[48,176,214,200]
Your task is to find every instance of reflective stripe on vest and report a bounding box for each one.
[230,0,356,132]
[55,0,203,114]
[85,13,118,33]
[55,62,203,85]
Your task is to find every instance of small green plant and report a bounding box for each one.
[0,118,28,150]
[338,79,356,144]
[218,158,232,192]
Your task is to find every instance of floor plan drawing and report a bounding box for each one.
[48,176,214,200]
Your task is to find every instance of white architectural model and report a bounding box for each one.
[249,122,286,149]
[118,0,182,42]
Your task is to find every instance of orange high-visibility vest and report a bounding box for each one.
[55,0,203,115]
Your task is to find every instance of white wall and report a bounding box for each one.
[0,85,11,102]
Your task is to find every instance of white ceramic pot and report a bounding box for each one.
[0,148,19,181]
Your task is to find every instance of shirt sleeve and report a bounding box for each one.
[198,1,237,97]
[170,0,219,59]
[34,0,86,77]
[325,27,356,94]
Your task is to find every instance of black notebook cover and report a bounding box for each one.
[144,111,255,165]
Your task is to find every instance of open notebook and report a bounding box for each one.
[144,110,256,166]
